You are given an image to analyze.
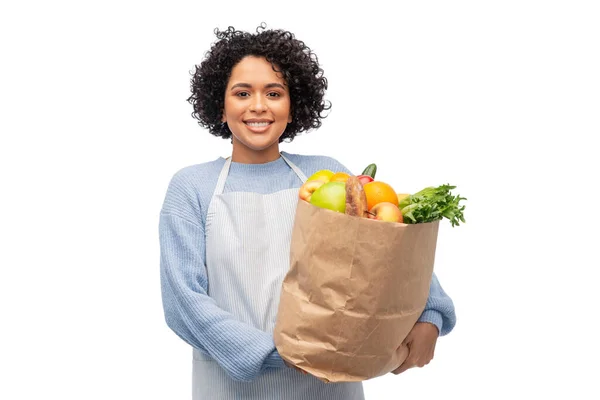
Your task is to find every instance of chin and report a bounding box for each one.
[237,134,282,152]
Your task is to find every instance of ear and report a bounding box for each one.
[221,113,226,123]
[288,113,292,123]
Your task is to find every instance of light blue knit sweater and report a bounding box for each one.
[159,151,456,382]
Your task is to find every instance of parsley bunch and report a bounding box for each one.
[399,184,467,227]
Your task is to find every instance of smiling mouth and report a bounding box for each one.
[243,120,273,133]
[244,121,272,127]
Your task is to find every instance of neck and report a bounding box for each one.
[231,142,281,164]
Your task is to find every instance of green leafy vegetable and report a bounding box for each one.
[399,184,466,227]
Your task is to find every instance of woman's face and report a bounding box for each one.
[222,56,292,163]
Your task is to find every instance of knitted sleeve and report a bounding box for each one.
[418,273,457,336]
[159,171,285,382]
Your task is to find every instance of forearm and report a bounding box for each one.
[160,213,284,382]
[162,276,284,376]
[418,273,456,336]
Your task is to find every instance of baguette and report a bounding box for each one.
[345,176,369,217]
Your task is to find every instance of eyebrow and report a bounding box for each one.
[230,82,286,90]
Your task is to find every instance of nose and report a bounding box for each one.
[249,95,267,113]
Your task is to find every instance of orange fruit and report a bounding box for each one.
[363,181,399,210]
[329,172,351,183]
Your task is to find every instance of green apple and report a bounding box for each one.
[309,181,346,213]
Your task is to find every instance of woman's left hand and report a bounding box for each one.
[392,322,439,375]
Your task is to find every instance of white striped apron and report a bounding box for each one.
[192,154,364,399]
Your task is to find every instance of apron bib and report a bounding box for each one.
[192,154,364,400]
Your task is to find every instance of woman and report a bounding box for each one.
[159,24,456,399]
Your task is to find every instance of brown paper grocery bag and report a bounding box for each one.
[273,199,440,382]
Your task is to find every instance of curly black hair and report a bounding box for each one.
[187,23,330,143]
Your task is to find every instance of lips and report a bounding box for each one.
[244,120,273,133]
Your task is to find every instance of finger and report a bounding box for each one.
[293,366,308,375]
[396,343,410,361]
[414,351,435,368]
[401,333,414,347]
[393,343,411,374]
[425,349,434,365]
[417,346,434,367]
[285,361,308,375]
[392,361,415,375]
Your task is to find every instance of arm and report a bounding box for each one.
[159,176,285,382]
[417,272,456,336]
[391,273,456,375]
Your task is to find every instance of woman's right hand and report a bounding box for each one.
[284,360,308,375]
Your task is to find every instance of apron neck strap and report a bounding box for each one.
[280,153,307,183]
[214,156,233,196]
[214,154,308,196]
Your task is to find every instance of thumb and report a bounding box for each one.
[396,343,409,362]
[391,344,410,375]
[401,330,415,347]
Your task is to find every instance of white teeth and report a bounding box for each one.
[246,122,270,127]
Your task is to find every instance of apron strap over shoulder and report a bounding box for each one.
[214,157,232,196]
[281,154,307,183]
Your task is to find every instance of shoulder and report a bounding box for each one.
[160,157,225,218]
[167,157,225,191]
[282,152,353,176]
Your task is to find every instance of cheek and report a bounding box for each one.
[277,100,292,119]
[223,102,242,122]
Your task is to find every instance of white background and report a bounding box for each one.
[1,1,599,399]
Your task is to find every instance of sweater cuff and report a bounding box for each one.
[262,349,285,369]
[418,310,443,335]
